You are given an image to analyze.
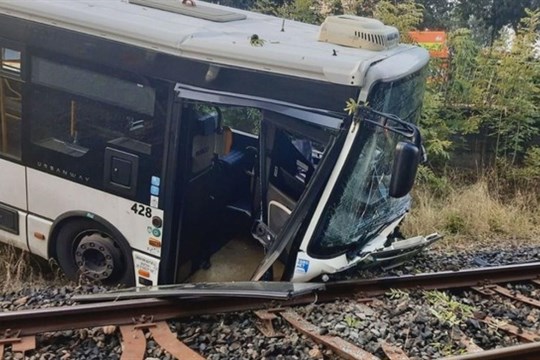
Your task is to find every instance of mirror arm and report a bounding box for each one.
[357,106,426,162]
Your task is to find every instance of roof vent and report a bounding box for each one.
[129,0,246,22]
[318,15,399,50]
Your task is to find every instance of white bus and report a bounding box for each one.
[0,0,439,286]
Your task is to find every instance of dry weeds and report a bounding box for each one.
[403,178,540,251]
[0,240,64,292]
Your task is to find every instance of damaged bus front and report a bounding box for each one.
[253,51,441,283]
[0,0,441,286]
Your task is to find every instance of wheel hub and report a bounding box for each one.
[75,233,122,281]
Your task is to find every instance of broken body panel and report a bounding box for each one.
[73,281,325,302]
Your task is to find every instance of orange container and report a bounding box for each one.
[409,31,448,58]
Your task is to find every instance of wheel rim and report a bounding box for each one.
[74,232,122,281]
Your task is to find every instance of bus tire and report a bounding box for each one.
[55,218,134,286]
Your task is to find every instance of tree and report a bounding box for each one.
[209,0,258,10]
[373,0,424,42]
[445,29,479,108]
[416,0,455,30]
[456,0,540,44]
[483,9,540,162]
[251,0,280,14]
[276,0,321,23]
[427,9,540,165]
[252,0,320,23]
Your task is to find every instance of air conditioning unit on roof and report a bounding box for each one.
[318,15,400,51]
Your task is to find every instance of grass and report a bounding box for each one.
[0,240,65,292]
[424,290,476,328]
[403,173,540,250]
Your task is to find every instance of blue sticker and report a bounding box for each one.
[296,259,309,273]
[150,185,160,196]
[152,228,161,237]
[151,176,161,187]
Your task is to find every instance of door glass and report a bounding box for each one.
[262,111,328,232]
[0,48,22,159]
[221,106,260,136]
[252,113,331,280]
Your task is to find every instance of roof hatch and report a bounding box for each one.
[129,0,247,22]
[318,15,399,50]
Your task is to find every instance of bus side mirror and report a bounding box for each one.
[389,141,420,198]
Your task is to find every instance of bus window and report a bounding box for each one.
[1,48,21,74]
[0,48,22,159]
[29,57,162,159]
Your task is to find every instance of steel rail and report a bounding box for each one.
[0,296,296,336]
[441,341,540,360]
[323,261,540,298]
[1,261,540,336]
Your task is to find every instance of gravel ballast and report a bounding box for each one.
[1,243,539,359]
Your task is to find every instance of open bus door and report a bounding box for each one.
[172,84,344,282]
[251,111,341,281]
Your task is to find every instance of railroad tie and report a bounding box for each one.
[472,285,540,342]
[380,341,410,360]
[10,335,35,353]
[119,325,146,360]
[119,320,205,360]
[456,333,484,354]
[0,330,36,360]
[472,284,540,309]
[441,342,540,360]
[482,316,540,343]
[489,285,540,309]
[149,321,205,360]
[279,310,380,360]
[253,310,283,338]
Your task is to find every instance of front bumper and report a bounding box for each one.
[357,232,443,270]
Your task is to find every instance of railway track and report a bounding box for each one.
[1,262,540,359]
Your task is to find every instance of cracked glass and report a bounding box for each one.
[310,69,427,256]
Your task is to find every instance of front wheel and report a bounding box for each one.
[55,219,134,286]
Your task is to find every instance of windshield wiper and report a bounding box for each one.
[355,106,426,163]
[355,106,422,151]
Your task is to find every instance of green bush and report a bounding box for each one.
[444,213,466,234]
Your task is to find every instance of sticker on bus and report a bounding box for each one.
[295,258,310,273]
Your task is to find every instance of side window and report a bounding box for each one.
[0,48,22,159]
[29,57,163,159]
[188,102,261,173]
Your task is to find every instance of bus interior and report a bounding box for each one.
[176,101,330,282]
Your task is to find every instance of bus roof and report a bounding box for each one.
[0,0,422,87]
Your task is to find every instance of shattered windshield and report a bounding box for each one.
[309,69,427,257]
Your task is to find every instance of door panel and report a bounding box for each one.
[0,158,26,210]
[251,113,333,280]
[0,158,27,250]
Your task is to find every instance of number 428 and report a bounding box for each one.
[131,203,152,218]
